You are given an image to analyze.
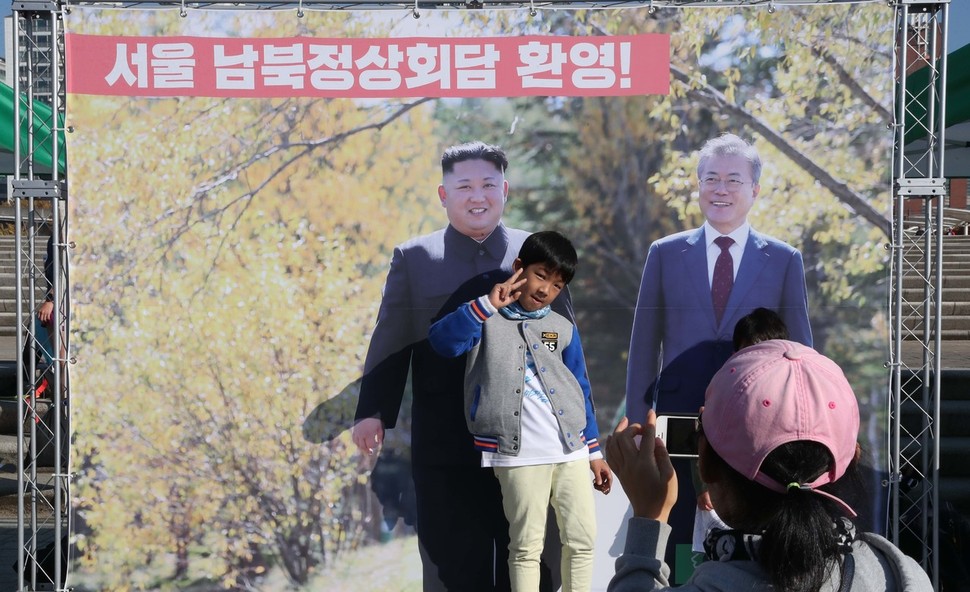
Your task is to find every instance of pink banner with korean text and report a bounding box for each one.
[66,33,670,98]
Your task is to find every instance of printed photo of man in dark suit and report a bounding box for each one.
[353,141,567,592]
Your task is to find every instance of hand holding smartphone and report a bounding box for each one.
[655,414,699,458]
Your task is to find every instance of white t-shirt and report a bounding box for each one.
[482,348,589,468]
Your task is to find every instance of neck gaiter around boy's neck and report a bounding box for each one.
[499,301,551,321]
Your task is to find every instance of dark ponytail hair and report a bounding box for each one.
[709,441,859,592]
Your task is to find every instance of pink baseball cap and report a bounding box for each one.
[703,340,860,512]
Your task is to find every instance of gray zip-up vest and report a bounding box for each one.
[463,311,589,456]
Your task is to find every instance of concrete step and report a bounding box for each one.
[0,399,51,436]
[902,275,970,289]
[0,243,50,255]
[0,257,50,267]
[0,266,48,277]
[900,288,970,303]
[0,299,52,314]
[899,268,970,276]
[898,370,970,513]
[900,266,970,274]
[900,259,970,268]
[0,287,50,298]
[0,302,48,322]
[940,478,970,516]
[902,245,970,259]
[941,438,970,468]
[0,236,50,243]
[0,290,47,302]
[940,369,970,400]
[901,329,970,340]
[0,431,58,469]
[0,312,48,332]
[941,401,970,437]
[0,287,49,302]
[941,302,970,315]
[899,370,970,402]
[903,246,970,254]
[904,316,970,331]
[0,269,50,282]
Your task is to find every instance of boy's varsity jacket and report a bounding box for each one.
[428,295,601,457]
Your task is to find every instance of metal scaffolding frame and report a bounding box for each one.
[889,1,949,591]
[10,1,70,591]
[8,0,948,589]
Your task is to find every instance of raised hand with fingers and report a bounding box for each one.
[488,267,527,309]
[605,410,678,522]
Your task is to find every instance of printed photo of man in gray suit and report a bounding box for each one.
[625,133,813,582]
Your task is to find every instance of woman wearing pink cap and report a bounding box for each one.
[605,339,932,591]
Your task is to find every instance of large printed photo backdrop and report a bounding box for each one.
[64,4,893,590]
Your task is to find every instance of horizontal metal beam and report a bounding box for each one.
[8,179,65,200]
[12,0,59,10]
[57,0,882,10]
[897,0,948,6]
[895,178,947,197]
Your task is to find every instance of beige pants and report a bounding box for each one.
[494,459,596,592]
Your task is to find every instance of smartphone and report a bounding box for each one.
[655,414,699,458]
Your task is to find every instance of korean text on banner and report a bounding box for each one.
[65,34,670,98]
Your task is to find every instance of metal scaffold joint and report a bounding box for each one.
[11,0,60,11]
[8,179,66,200]
[895,178,946,197]
[894,0,949,7]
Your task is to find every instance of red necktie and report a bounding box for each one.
[712,236,735,325]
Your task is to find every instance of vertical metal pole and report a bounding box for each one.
[12,10,26,590]
[50,10,65,588]
[930,5,948,588]
[890,1,948,588]
[25,16,39,591]
[889,2,908,552]
[13,5,69,589]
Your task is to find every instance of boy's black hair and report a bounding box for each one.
[441,141,508,175]
[732,307,789,352]
[517,231,577,284]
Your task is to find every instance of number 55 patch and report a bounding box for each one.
[541,332,559,352]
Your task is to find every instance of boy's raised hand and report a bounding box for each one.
[488,268,527,309]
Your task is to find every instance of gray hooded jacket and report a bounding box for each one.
[608,518,933,592]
